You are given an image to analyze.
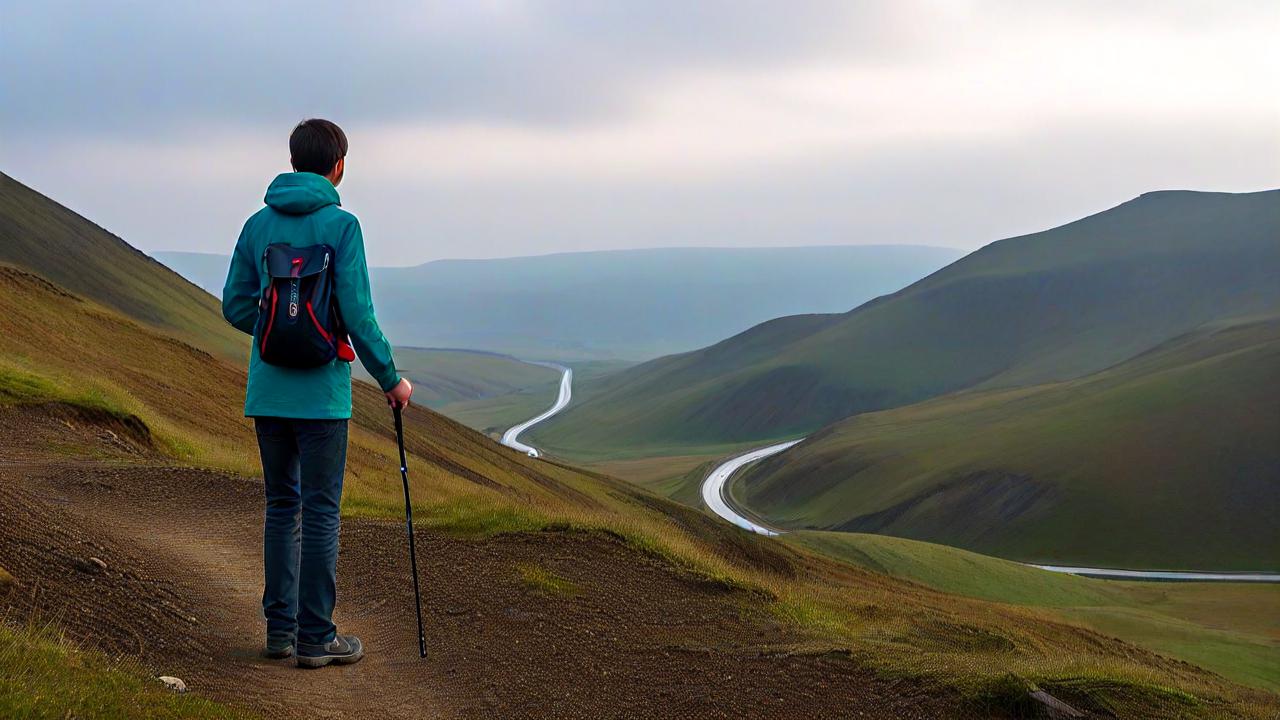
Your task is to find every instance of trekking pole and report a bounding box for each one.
[393,404,427,659]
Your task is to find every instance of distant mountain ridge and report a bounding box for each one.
[531,188,1280,456]
[154,244,963,361]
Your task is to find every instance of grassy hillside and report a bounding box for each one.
[4,175,1278,716]
[0,624,253,719]
[789,531,1280,693]
[532,189,1280,456]
[156,245,963,361]
[0,173,246,360]
[738,317,1280,570]
[0,262,742,552]
[354,347,559,409]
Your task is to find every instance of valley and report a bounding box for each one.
[4,172,1278,718]
[530,190,1280,457]
[520,189,1280,579]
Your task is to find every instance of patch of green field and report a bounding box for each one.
[517,563,580,597]
[1060,606,1280,694]
[0,623,254,719]
[788,530,1280,693]
[0,361,135,417]
[790,530,1114,606]
[356,347,560,409]
[585,453,724,497]
[437,387,558,437]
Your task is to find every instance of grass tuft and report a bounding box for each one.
[517,564,579,597]
[0,622,254,719]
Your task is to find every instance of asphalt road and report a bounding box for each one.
[501,363,572,458]
[699,439,802,536]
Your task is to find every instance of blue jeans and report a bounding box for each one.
[254,417,348,646]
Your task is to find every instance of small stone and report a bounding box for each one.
[158,676,187,693]
[76,557,107,574]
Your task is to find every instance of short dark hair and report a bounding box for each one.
[290,119,348,175]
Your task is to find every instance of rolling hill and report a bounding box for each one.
[353,347,560,409]
[531,189,1280,456]
[155,244,963,361]
[0,172,247,360]
[5,173,1278,716]
[737,316,1280,570]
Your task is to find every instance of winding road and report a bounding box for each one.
[501,367,1280,583]
[1027,565,1280,583]
[700,440,1280,582]
[501,363,572,458]
[700,439,801,536]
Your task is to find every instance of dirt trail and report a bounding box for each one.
[0,408,968,719]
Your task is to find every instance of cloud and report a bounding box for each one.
[1,1,910,137]
[1,1,1276,263]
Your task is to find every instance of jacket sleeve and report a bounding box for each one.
[222,222,261,336]
[334,217,401,391]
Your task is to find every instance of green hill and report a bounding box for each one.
[0,172,247,360]
[155,245,963,361]
[739,317,1280,570]
[532,189,1280,457]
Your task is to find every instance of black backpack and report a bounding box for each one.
[255,243,355,368]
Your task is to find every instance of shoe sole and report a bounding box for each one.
[296,648,364,669]
[265,647,294,659]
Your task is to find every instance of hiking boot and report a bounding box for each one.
[296,634,364,668]
[265,635,295,659]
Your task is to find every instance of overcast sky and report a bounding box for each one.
[2,1,1277,266]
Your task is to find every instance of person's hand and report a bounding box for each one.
[386,378,413,409]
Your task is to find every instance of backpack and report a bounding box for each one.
[254,243,356,368]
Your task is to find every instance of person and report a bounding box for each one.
[222,118,413,668]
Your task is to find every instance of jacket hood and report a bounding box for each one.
[264,172,340,215]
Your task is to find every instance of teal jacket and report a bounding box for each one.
[222,172,400,419]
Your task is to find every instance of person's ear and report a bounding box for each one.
[331,157,345,186]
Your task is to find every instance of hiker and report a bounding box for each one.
[221,119,413,668]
